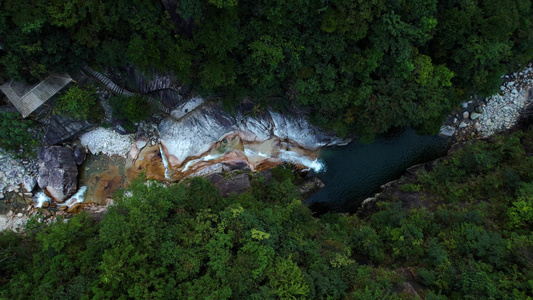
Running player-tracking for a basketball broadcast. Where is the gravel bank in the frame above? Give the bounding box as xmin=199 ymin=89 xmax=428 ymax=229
xmin=80 ymin=127 xmax=134 ymax=157
xmin=441 ymin=63 xmax=533 ymax=140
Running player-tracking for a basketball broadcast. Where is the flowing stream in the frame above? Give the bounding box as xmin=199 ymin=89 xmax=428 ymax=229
xmin=306 ymin=128 xmax=448 ymax=213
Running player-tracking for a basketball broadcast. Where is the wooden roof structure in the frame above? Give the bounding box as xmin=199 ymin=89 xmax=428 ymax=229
xmin=0 ymin=74 xmax=72 ymax=118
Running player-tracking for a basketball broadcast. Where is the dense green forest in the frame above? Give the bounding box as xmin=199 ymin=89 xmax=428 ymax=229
xmin=1 ymin=0 xmax=532 ymax=138
xmin=1 ymin=129 xmax=532 ymax=299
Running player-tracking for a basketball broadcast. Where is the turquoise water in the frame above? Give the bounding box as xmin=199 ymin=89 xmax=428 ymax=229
xmin=306 ymin=128 xmax=448 ymax=213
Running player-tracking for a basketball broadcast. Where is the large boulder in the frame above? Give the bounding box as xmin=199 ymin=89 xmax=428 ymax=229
xmin=37 ymin=146 xmax=78 ymax=201
xmin=22 ymin=174 xmax=37 ymax=192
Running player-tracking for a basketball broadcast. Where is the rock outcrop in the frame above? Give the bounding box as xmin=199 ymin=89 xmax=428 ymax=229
xmin=158 ymin=100 xmax=348 ymax=177
xmin=44 ymin=114 xmax=96 ymax=145
xmin=37 ymin=146 xmax=78 ymax=201
xmin=298 ymin=177 xmax=326 ymax=199
xmin=206 ymin=171 xmax=251 ymax=197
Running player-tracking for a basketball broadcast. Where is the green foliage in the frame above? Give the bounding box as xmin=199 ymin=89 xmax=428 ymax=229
xmin=2 ymin=129 xmax=533 ymax=298
xmin=0 ymin=231 xmax=32 ymax=289
xmin=2 ymin=0 xmax=531 ymax=138
xmin=507 ymin=183 xmax=533 ymax=229
xmin=400 ymin=184 xmax=421 ymax=192
xmin=1 ymin=174 xmax=400 ymax=298
xmin=108 ymin=94 xmax=153 ymax=131
xmin=53 ymin=85 xmax=99 ymax=120
xmin=431 ymin=0 xmax=531 ymax=96
xmin=269 ymin=256 xmax=310 ymax=299
xmin=0 ymin=111 xmax=38 ymax=157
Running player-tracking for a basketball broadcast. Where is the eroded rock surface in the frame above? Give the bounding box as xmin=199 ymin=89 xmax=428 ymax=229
xmin=159 ymin=100 xmax=348 ymax=176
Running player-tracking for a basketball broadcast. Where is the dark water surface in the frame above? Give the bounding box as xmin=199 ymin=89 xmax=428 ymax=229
xmin=306 ymin=128 xmax=448 ymax=213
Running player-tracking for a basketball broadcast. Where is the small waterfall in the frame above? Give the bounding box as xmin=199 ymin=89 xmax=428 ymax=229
xmin=159 ymin=144 xmax=173 ymax=180
xmin=60 ymin=186 xmax=88 ymax=208
xmin=182 ymin=152 xmax=225 ymax=172
xmin=279 ymin=150 xmax=325 ymax=172
xmin=33 ymin=192 xmax=51 ymax=208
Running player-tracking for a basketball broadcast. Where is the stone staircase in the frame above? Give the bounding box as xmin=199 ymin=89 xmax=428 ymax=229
xmin=82 ymin=66 xmax=170 ymax=114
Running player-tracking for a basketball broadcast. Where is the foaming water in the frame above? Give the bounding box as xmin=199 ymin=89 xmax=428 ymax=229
xmin=181 ymin=152 xmax=225 ymax=172
xmin=159 ymin=144 xmax=172 ymax=180
xmin=279 ymin=149 xmax=325 ymax=172
xmin=33 ymin=192 xmax=51 ymax=208
xmin=61 ymin=186 xmax=88 ymax=208
xmin=306 ymin=129 xmax=448 ymax=213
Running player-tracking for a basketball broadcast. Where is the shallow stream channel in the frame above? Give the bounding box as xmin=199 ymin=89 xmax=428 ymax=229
xmin=306 ymin=128 xmax=449 ymax=213
xmin=76 ymin=128 xmax=448 ymax=214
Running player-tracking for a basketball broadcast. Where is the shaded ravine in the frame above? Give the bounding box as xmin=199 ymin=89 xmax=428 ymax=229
xmin=306 ymin=129 xmax=448 ymax=213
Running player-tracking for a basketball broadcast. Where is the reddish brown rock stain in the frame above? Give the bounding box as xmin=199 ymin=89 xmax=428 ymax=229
xmin=127 ymin=145 xmax=167 ymax=181
xmin=81 ymin=137 xmax=317 ymax=206
xmin=84 ymin=165 xmax=124 ymax=205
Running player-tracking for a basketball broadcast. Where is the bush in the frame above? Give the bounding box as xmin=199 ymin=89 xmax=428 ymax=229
xmin=0 ymin=112 xmax=38 ymax=157
xmin=108 ymin=94 xmax=152 ymax=130
xmin=53 ymin=85 xmax=99 ymax=120
xmin=400 ymin=184 xmax=421 ymax=192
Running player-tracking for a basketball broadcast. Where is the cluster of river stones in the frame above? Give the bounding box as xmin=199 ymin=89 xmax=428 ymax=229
xmin=2 ymin=63 xmax=533 ymax=232
xmin=441 ymin=62 xmax=533 ymax=140
xmin=0 ymin=146 xmax=113 ymax=231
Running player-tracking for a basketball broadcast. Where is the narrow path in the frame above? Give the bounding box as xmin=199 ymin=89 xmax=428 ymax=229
xmin=82 ymin=66 xmax=170 ymax=114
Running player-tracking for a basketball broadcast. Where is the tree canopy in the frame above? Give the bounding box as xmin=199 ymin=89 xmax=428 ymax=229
xmin=2 ymin=129 xmax=533 ymax=298
xmin=1 ymin=0 xmax=532 ymax=137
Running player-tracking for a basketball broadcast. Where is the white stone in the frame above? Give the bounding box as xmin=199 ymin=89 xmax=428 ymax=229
xmin=135 ymin=139 xmax=147 ymax=150
xmin=80 ymin=127 xmax=134 ymax=157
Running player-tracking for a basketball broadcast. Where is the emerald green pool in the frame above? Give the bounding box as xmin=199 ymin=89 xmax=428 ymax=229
xmin=306 ymin=128 xmax=448 ymax=213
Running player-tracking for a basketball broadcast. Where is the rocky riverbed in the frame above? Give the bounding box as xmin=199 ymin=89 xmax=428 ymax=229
xmin=441 ymin=63 xmax=533 ymax=141
xmin=3 ymin=62 xmax=533 ymax=232
xmin=0 ymin=150 xmax=37 ymax=200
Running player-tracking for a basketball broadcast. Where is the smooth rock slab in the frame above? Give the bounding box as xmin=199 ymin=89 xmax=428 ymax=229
xmin=159 ymin=102 xmax=348 ymax=167
xmin=44 ymin=114 xmax=96 ymax=145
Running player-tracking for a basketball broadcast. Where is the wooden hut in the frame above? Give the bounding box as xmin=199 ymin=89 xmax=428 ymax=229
xmin=0 ymin=74 xmax=72 ymax=118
